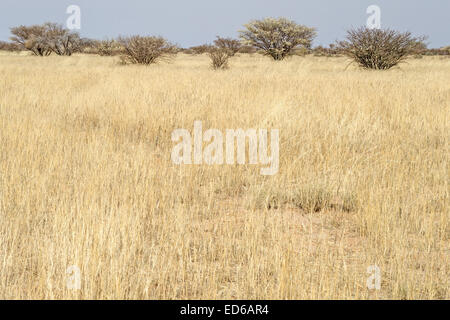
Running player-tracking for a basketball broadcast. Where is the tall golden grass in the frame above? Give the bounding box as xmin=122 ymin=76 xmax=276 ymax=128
xmin=0 ymin=52 xmax=448 ymax=299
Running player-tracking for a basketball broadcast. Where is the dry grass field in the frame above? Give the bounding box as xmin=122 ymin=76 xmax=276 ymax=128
xmin=0 ymin=52 xmax=448 ymax=299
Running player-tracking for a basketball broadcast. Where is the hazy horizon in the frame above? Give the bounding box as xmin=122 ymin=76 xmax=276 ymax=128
xmin=0 ymin=0 xmax=449 ymax=48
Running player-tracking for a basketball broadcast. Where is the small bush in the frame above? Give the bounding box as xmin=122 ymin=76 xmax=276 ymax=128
xmin=177 ymin=48 xmax=193 ymax=54
xmin=213 ymin=36 xmax=241 ymax=56
xmin=0 ymin=41 xmax=21 ymax=52
xmin=292 ymin=47 xmax=311 ymax=56
xmin=118 ymin=36 xmax=178 ymax=65
xmin=312 ymin=44 xmax=341 ymax=57
xmin=188 ymin=44 xmax=214 ymax=55
xmin=208 ymin=47 xmax=229 ymax=70
xmin=423 ymin=47 xmax=450 ymax=56
xmin=409 ymin=39 xmax=428 ymax=56
xmin=238 ymin=45 xmax=257 ymax=54
xmin=77 ymin=39 xmax=99 ymax=54
xmin=337 ymin=27 xmax=426 ymax=70
xmin=97 ymin=39 xmax=122 ymax=56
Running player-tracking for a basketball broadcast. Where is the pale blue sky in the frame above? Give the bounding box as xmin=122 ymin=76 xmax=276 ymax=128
xmin=0 ymin=0 xmax=448 ymax=48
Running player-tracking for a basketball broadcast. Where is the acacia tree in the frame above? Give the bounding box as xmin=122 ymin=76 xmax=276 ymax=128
xmin=10 ymin=23 xmax=81 ymax=56
xmin=337 ymin=27 xmax=427 ymax=70
xmin=10 ymin=24 xmax=52 ymax=56
xmin=44 ymin=23 xmax=82 ymax=56
xmin=239 ymin=17 xmax=316 ymax=60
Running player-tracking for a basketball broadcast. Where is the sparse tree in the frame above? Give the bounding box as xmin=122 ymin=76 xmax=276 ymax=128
xmin=214 ymin=36 xmax=241 ymax=56
xmin=239 ymin=17 xmax=316 ymax=60
xmin=118 ymin=36 xmax=178 ymax=65
xmin=337 ymin=27 xmax=427 ymax=70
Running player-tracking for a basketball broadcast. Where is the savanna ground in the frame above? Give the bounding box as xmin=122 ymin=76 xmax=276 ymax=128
xmin=0 ymin=51 xmax=448 ymax=299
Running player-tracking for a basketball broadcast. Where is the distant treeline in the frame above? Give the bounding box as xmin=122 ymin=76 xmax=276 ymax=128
xmin=1 ymin=18 xmax=449 ymax=70
xmin=2 ymin=37 xmax=449 ymax=57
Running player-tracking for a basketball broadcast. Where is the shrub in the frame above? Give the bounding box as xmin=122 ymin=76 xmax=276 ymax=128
xmin=239 ymin=17 xmax=316 ymax=60
xmin=312 ymin=44 xmax=341 ymax=57
xmin=292 ymin=47 xmax=311 ymax=56
xmin=188 ymin=44 xmax=214 ymax=55
xmin=208 ymin=47 xmax=229 ymax=70
xmin=0 ymin=41 xmax=21 ymax=52
xmin=118 ymin=36 xmax=178 ymax=65
xmin=238 ymin=45 xmax=257 ymax=54
xmin=337 ymin=27 xmax=426 ymax=70
xmin=213 ymin=36 xmax=241 ymax=56
xmin=177 ymin=48 xmax=191 ymax=54
xmin=97 ymin=39 xmax=123 ymax=56
xmin=409 ymin=39 xmax=428 ymax=56
xmin=423 ymin=47 xmax=450 ymax=56
xmin=78 ymin=38 xmax=100 ymax=54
